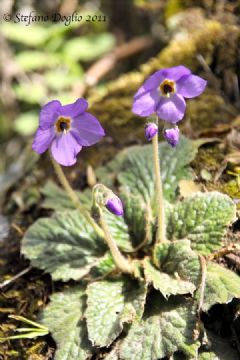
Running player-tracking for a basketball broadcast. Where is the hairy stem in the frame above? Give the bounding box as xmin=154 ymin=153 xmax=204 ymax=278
xmin=99 ymin=210 xmax=133 ymax=274
xmin=152 ymin=118 xmax=166 ymax=243
xmin=50 ymin=154 xmax=103 ymax=238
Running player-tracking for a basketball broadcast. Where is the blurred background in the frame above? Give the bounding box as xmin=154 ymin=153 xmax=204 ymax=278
xmin=1 ymin=0 xmax=240 ymax=357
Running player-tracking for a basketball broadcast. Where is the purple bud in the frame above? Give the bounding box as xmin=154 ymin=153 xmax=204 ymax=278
xmin=106 ymin=196 xmax=124 ymax=216
xmin=144 ymin=123 xmax=158 ymax=141
xmin=163 ymin=126 xmax=180 ymax=147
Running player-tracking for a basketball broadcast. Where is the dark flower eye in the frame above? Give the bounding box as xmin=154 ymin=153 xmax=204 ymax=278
xmin=132 ymin=65 xmax=207 ymax=123
xmin=32 ymin=98 xmax=105 ymax=166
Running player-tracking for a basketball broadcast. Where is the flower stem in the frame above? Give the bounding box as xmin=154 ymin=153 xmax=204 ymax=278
xmin=50 ymin=154 xmax=103 ymax=238
xmin=98 ymin=209 xmax=133 ymax=274
xmin=152 ymin=117 xmax=166 ymax=243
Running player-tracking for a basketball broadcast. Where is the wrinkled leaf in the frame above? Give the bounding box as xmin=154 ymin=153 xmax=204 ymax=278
xmin=144 ymin=259 xmax=196 ymax=298
xmin=202 ymin=262 xmax=240 ymax=311
xmin=40 ymin=287 xmax=93 ymax=360
xmin=97 ymin=137 xmax=198 ymax=206
xmin=121 ymin=191 xmax=153 ymax=248
xmin=119 ymin=293 xmax=198 ymax=360
xmin=148 ymin=240 xmax=200 ymax=298
xmin=86 ymin=277 xmax=147 ymax=347
xmin=41 ymin=180 xmax=91 ymax=211
xmin=22 ymin=209 xmax=106 ymax=281
xmin=89 ymin=252 xmax=116 ymax=277
xmin=41 ymin=181 xmax=133 ymax=251
xmin=167 ymin=192 xmax=236 ymax=255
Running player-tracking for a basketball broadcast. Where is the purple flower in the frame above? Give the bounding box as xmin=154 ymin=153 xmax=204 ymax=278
xmin=163 ymin=126 xmax=180 ymax=147
xmin=144 ymin=123 xmax=158 ymax=141
xmin=32 ymin=98 xmax=105 ymax=166
xmin=132 ymin=65 xmax=207 ymax=123
xmin=106 ymin=196 xmax=124 ymax=216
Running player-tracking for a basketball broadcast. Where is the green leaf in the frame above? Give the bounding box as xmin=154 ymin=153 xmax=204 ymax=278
xmin=22 ymin=209 xmax=106 ymax=281
xmin=104 ymin=209 xmax=133 ymax=251
xmin=41 ymin=181 xmax=133 ymax=252
xmin=121 ymin=191 xmax=153 ymax=248
xmin=97 ymin=137 xmax=198 ymax=206
xmin=45 ymin=68 xmax=83 ymax=91
xmin=41 ymin=180 xmax=90 ymax=211
xmin=16 ymin=51 xmax=60 ymax=71
xmin=1 ymin=23 xmax=49 ymax=46
xmin=167 ymin=192 xmax=236 ymax=255
xmin=14 ymin=82 xmax=46 ymax=104
xmin=63 ymin=33 xmax=115 ymax=61
xmin=147 ymin=240 xmax=200 ymax=298
xmin=89 ymin=252 xmax=116 ymax=277
xmin=40 ymin=287 xmax=93 ymax=360
xmin=144 ymin=259 xmax=196 ymax=298
xmin=85 ymin=277 xmax=147 ymax=347
xmin=203 ymin=262 xmax=240 ymax=312
xmin=14 ymin=112 xmax=38 ymax=136
xmin=119 ymin=293 xmax=198 ymax=360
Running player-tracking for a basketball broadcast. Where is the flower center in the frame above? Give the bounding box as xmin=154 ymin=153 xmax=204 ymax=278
xmin=159 ymin=79 xmax=176 ymax=97
xmin=55 ymin=116 xmax=71 ymax=134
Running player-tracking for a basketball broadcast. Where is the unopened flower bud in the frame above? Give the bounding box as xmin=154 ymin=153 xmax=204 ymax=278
xmin=144 ymin=123 xmax=158 ymax=141
xmin=106 ymin=196 xmax=124 ymax=216
xmin=163 ymin=126 xmax=180 ymax=147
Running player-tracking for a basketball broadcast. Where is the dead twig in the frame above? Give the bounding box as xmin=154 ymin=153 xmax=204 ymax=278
xmin=72 ymin=36 xmax=154 ymax=98
xmin=0 ymin=267 xmax=32 ymax=289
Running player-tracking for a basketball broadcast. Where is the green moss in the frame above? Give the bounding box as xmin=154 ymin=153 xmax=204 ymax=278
xmin=186 ymin=90 xmax=232 ymax=131
xmin=222 ymin=179 xmax=240 ymax=203
xmin=192 ymin=145 xmax=224 ymax=176
xmin=164 ymin=0 xmax=184 ymax=20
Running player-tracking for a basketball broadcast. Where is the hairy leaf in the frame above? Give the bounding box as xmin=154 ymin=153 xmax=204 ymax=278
xmin=150 ymin=240 xmax=200 ymax=297
xmin=121 ymin=191 xmax=153 ymax=248
xmin=41 ymin=181 xmax=133 ymax=251
xmin=144 ymin=259 xmax=196 ymax=298
xmin=203 ymin=262 xmax=240 ymax=311
xmin=86 ymin=277 xmax=147 ymax=347
xmin=97 ymin=137 xmax=198 ymax=204
xmin=167 ymin=192 xmax=236 ymax=255
xmin=119 ymin=293 xmax=198 ymax=360
xmin=22 ymin=210 xmax=106 ymax=281
xmin=40 ymin=287 xmax=93 ymax=360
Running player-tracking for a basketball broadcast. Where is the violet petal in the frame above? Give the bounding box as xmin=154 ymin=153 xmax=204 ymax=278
xmin=134 ymin=70 xmax=167 ymax=98
xmin=51 ymin=132 xmax=82 ymax=166
xmin=162 ymin=65 xmax=191 ymax=81
xmin=177 ymin=74 xmax=207 ymax=98
xmin=132 ymin=89 xmax=160 ymax=117
xmin=156 ymin=94 xmax=186 ymax=123
xmin=71 ymin=112 xmax=105 ymax=147
xmin=60 ymin=98 xmax=88 ymax=118
xmin=32 ymin=127 xmax=55 ymax=154
xmin=39 ymin=100 xmax=61 ymax=130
